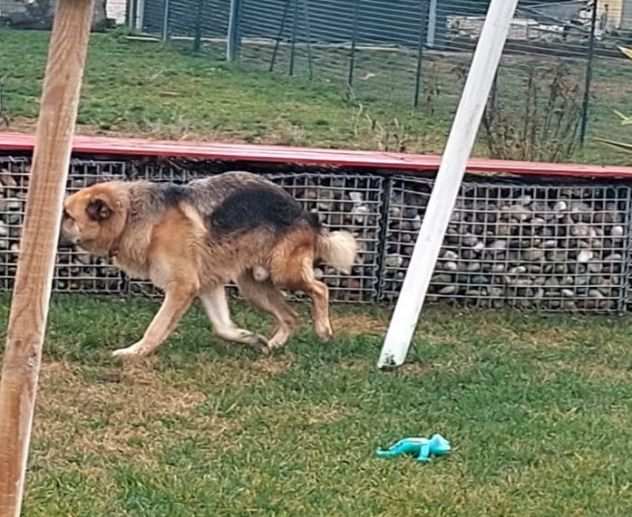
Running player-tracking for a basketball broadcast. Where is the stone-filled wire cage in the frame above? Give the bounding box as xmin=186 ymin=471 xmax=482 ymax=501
xmin=2 ymin=154 xmax=632 ymax=313
xmin=381 ymin=175 xmax=632 ymax=313
xmin=126 ymin=167 xmax=384 ymax=302
xmin=266 ymin=172 xmax=384 ymax=302
xmin=0 ymin=155 xmax=383 ymax=303
xmin=0 ymin=157 xmax=130 ymax=294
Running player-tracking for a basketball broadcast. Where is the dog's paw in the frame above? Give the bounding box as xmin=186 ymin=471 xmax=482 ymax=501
xmin=315 ymin=324 xmax=334 ymax=342
xmin=246 ymin=332 xmax=271 ymax=354
xmin=112 ymin=344 xmax=145 ymax=359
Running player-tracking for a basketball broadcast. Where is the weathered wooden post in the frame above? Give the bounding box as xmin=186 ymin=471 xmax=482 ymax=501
xmin=0 ymin=0 xmax=95 ymax=514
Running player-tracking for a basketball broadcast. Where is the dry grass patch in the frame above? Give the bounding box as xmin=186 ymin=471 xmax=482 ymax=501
xmin=33 ymin=361 xmax=235 ymax=469
xmin=332 ymin=312 xmax=388 ymax=336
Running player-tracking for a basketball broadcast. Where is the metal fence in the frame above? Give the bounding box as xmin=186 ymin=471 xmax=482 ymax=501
xmin=111 ymin=0 xmax=632 ymax=159
xmin=3 ymin=153 xmax=632 ymax=313
xmin=3 ymin=1 xmax=632 ymax=159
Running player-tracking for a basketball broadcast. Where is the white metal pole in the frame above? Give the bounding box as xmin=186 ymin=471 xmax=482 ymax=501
xmin=377 ymin=0 xmax=519 ymax=369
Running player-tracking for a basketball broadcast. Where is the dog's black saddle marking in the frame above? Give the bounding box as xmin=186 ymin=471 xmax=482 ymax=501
xmin=210 ymin=186 xmax=318 ymax=233
xmin=159 ymin=184 xmax=191 ymax=206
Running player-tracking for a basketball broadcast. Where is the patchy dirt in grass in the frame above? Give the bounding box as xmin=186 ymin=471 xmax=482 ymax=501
xmin=251 ymin=354 xmax=295 ymax=377
xmin=332 ymin=313 xmax=387 ymax=335
xmin=396 ymin=361 xmax=433 ymax=376
xmin=32 ymin=361 xmax=237 ymax=468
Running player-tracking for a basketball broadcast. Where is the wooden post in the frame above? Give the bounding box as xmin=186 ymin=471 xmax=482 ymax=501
xmin=0 ymin=0 xmax=95 ymax=515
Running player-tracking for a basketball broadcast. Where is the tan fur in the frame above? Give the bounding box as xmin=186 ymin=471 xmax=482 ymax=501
xmin=59 ymin=172 xmax=359 ymax=358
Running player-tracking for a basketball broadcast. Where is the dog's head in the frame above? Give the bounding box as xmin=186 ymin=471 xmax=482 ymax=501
xmin=60 ymin=182 xmax=129 ymax=256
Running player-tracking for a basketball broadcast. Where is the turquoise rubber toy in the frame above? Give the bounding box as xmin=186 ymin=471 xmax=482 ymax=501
xmin=376 ymin=434 xmax=451 ymax=463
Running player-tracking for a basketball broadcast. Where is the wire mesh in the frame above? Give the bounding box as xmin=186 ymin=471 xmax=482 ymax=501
xmin=266 ymin=172 xmax=383 ymax=302
xmin=380 ymin=175 xmax=631 ymax=313
xmin=55 ymin=160 xmax=128 ymax=294
xmin=0 ymin=156 xmax=28 ymax=291
xmin=0 ymin=156 xmax=128 ymax=294
xmin=127 ymin=168 xmax=384 ymax=302
xmin=3 ymin=153 xmax=632 ymax=312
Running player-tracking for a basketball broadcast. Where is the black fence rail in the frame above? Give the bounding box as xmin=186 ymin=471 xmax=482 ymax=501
xmin=3 ymin=153 xmax=632 ymax=313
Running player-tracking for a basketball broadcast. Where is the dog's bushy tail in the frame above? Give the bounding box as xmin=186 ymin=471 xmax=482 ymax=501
xmin=316 ymin=230 xmax=358 ymax=274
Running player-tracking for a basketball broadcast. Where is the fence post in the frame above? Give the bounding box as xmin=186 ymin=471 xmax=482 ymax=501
xmin=303 ymin=0 xmax=314 ymax=79
xmin=161 ymin=0 xmax=170 ymax=41
xmin=289 ymin=0 xmax=299 ymax=76
xmin=193 ymin=0 xmax=204 ymax=52
xmin=413 ymin=0 xmax=429 ymax=108
xmin=426 ymin=0 xmax=437 ymax=47
xmin=270 ymin=0 xmax=291 ymax=72
xmin=128 ymin=0 xmax=138 ymax=31
xmin=227 ymin=0 xmax=242 ymax=62
xmin=579 ymin=0 xmax=599 ymax=147
xmin=348 ymin=0 xmax=360 ymax=86
xmin=125 ymin=0 xmax=131 ymax=28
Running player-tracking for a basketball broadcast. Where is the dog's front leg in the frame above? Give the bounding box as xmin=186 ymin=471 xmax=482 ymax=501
xmin=199 ymin=285 xmax=269 ymax=353
xmin=112 ymin=284 xmax=196 ymax=358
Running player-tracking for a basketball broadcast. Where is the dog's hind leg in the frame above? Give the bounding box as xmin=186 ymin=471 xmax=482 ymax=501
xmin=236 ymin=272 xmax=298 ymax=350
xmin=112 ymin=282 xmax=196 ymax=358
xmin=199 ymin=285 xmax=269 ymax=352
xmin=303 ymin=276 xmax=333 ymax=342
xmin=272 ymin=247 xmax=333 ymax=342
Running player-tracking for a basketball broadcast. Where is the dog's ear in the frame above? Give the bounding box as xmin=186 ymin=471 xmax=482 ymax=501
xmin=86 ymin=196 xmax=113 ymax=222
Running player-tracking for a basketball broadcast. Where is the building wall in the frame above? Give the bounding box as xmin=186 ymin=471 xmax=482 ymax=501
xmin=598 ymin=0 xmax=624 ymax=29
xmin=623 ymin=0 xmax=632 ymax=28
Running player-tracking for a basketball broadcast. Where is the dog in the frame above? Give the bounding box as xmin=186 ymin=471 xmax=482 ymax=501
xmin=59 ymin=171 xmax=358 ymax=358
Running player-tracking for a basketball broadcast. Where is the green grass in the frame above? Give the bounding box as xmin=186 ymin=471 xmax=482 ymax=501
xmin=3 ymin=25 xmax=632 ymax=516
xmin=0 ymin=28 xmax=447 ymax=152
xmin=1 ymin=294 xmax=632 ymax=515
xmin=3 ymin=28 xmax=632 ymax=164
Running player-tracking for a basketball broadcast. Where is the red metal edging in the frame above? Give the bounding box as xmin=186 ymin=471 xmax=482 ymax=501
xmin=1 ymin=131 xmax=631 ymax=179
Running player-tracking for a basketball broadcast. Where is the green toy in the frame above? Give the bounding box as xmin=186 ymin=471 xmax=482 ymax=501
xmin=376 ymin=434 xmax=451 ymax=463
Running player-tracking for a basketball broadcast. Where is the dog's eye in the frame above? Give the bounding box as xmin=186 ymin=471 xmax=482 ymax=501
xmin=63 ymin=209 xmax=73 ymax=221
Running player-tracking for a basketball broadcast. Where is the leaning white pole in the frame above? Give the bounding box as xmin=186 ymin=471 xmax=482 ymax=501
xmin=377 ymin=0 xmax=519 ymax=369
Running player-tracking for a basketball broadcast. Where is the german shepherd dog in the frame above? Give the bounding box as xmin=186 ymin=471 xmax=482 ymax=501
xmin=60 ymin=171 xmax=358 ymax=358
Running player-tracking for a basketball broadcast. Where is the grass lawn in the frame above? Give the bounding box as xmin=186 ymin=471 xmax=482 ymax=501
xmin=3 ymin=27 xmax=632 ymax=515
xmin=0 ymin=29 xmax=448 ymax=152
xmin=1 ymin=294 xmax=632 ymax=516
xmin=2 ymin=28 xmax=632 ymax=164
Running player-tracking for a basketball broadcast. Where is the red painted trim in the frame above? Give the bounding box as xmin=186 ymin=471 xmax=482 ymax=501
xmin=1 ymin=131 xmax=631 ymax=179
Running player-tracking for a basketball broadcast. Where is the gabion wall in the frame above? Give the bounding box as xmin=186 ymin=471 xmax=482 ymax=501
xmin=0 ymin=156 xmax=382 ymax=303
xmin=381 ymin=176 xmax=631 ymax=313
xmin=2 ymin=154 xmax=632 ymax=313
xmin=128 ymin=170 xmax=384 ymax=303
